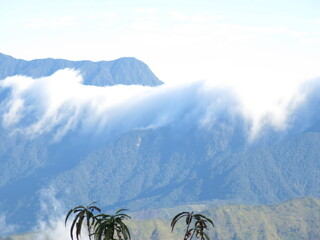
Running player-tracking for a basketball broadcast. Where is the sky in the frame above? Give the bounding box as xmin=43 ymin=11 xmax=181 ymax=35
xmin=1 ymin=0 xmax=320 ymax=85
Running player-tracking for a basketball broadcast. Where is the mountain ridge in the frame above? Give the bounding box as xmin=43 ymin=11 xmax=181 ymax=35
xmin=1 ymin=197 xmax=319 ymax=240
xmin=0 ymin=53 xmax=163 ymax=86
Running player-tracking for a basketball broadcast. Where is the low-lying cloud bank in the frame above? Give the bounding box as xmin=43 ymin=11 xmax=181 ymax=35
xmin=32 ymin=187 xmax=88 ymax=240
xmin=0 ymin=186 xmax=87 ymax=239
xmin=0 ymin=69 xmax=319 ymax=143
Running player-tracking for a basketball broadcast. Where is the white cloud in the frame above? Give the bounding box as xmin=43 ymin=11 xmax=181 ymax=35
xmin=0 ymin=69 xmax=317 ymax=143
xmin=86 ymin=13 xmax=118 ymax=21
xmin=134 ymin=8 xmax=158 ymax=15
xmin=25 ymin=16 xmax=77 ymax=28
xmin=131 ymin=7 xmax=160 ymax=29
xmin=168 ymin=11 xmax=223 ymax=23
xmin=190 ymin=14 xmax=216 ymax=23
xmin=168 ymin=11 xmax=187 ymax=21
xmin=2 ymin=98 xmax=24 ymax=127
xmin=244 ymin=25 xmax=306 ymax=38
xmin=131 ymin=21 xmax=160 ymax=31
xmin=32 ymin=186 xmax=89 ymax=240
xmin=300 ymin=38 xmax=320 ymax=44
xmin=133 ymin=7 xmax=159 ymax=21
xmin=35 ymin=217 xmax=78 ymax=240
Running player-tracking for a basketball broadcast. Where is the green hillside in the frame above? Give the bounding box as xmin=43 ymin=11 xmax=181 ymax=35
xmin=3 ymin=197 xmax=319 ymax=240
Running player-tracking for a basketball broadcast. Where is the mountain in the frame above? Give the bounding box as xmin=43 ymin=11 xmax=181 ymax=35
xmin=1 ymin=113 xmax=320 ymax=234
xmin=0 ymin=53 xmax=163 ymax=86
xmin=48 ymin=121 xmax=320 ymax=211
xmin=0 ymin=54 xmax=319 ymax=235
xmin=2 ymin=197 xmax=320 ymax=240
xmin=128 ymin=197 xmax=320 ymax=240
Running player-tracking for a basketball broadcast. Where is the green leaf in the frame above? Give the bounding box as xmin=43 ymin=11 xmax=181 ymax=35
xmin=65 ymin=209 xmax=74 ymax=226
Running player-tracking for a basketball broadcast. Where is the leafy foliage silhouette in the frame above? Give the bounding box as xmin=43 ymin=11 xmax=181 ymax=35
xmin=171 ymin=211 xmax=214 ymax=240
xmin=65 ymin=203 xmax=131 ymax=240
xmin=65 ymin=202 xmax=101 ymax=240
xmin=94 ymin=209 xmax=131 ymax=240
xmin=65 ymin=203 xmax=214 ymax=240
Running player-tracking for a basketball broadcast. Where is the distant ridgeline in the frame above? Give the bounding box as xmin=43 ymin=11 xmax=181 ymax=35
xmin=1 ymin=197 xmax=320 ymax=240
xmin=0 ymin=53 xmax=163 ymax=86
xmin=0 ymin=53 xmax=320 ymax=235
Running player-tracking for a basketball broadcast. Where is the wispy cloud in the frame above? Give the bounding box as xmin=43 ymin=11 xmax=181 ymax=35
xmin=134 ymin=7 xmax=158 ymax=15
xmin=86 ymin=13 xmax=118 ymax=21
xmin=168 ymin=11 xmax=187 ymax=21
xmin=300 ymin=37 xmax=320 ymax=44
xmin=131 ymin=21 xmax=160 ymax=31
xmin=130 ymin=8 xmax=161 ymax=31
xmin=238 ymin=25 xmax=306 ymax=37
xmin=0 ymin=214 xmax=18 ymax=236
xmin=168 ymin=11 xmax=223 ymax=23
xmin=33 ymin=186 xmax=87 ymax=240
xmin=168 ymin=11 xmax=306 ymax=38
xmin=25 ymin=16 xmax=77 ymax=28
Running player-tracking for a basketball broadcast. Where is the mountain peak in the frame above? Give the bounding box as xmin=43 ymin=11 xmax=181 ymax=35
xmin=0 ymin=53 xmax=163 ymax=86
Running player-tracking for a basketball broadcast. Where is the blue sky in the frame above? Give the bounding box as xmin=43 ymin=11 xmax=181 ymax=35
xmin=1 ymin=0 xmax=320 ymax=84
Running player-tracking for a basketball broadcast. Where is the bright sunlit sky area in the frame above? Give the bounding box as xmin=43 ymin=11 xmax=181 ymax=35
xmin=1 ymin=0 xmax=320 ymax=87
